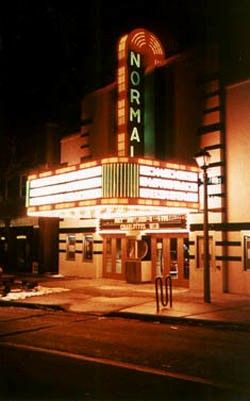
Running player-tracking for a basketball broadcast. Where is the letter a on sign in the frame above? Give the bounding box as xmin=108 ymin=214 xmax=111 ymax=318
xmin=130 ymin=127 xmax=141 ymax=142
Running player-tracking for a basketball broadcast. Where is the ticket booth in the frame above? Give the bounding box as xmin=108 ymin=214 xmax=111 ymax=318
xmin=102 ymin=235 xmax=151 ymax=282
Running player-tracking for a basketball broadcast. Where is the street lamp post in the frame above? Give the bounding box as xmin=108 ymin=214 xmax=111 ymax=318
xmin=194 ymin=149 xmax=211 ymax=303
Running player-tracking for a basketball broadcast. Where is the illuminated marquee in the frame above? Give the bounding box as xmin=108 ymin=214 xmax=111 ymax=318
xmin=26 ymin=158 xmax=198 ymax=218
xmin=139 ymin=165 xmax=198 ymax=203
xmin=27 ymin=165 xmax=102 ymax=207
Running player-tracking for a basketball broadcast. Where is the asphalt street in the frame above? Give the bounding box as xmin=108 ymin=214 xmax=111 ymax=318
xmin=0 ymin=306 xmax=250 ymax=400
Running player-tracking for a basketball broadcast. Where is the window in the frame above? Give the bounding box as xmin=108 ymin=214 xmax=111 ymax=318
xmin=244 ymin=236 xmax=250 ymax=270
xmin=116 ymin=238 xmax=122 ymax=273
xmin=170 ymin=238 xmax=178 ymax=277
xmin=127 ymin=239 xmax=136 ymax=259
xmin=66 ymin=235 xmax=76 ymax=261
xmin=105 ymin=238 xmax=112 ymax=273
xmin=83 ymin=235 xmax=93 ymax=262
xmin=156 ymin=240 xmax=163 ymax=276
xmin=127 ymin=239 xmax=148 ymax=260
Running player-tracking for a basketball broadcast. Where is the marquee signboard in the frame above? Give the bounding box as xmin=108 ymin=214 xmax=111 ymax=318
xmin=100 ymin=215 xmax=187 ymax=231
xmin=139 ymin=165 xmax=198 ymax=203
xmin=28 ymin=165 xmax=102 ymax=206
xmin=26 ymin=157 xmax=199 ymax=219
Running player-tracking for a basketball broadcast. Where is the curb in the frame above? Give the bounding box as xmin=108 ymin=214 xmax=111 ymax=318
xmin=107 ymin=310 xmax=250 ymax=332
xmin=2 ymin=299 xmax=250 ymax=332
xmin=0 ymin=300 xmax=65 ymax=312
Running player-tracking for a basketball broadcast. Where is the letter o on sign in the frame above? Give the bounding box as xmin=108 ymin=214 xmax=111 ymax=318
xmin=130 ymin=71 xmax=140 ymax=86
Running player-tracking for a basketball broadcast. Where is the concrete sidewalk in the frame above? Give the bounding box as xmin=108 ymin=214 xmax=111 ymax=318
xmin=1 ymin=275 xmax=250 ymax=330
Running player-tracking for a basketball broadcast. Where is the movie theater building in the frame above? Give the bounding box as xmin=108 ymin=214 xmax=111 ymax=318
xmin=26 ymin=28 xmax=204 ymax=286
xmin=25 ymin=28 xmax=250 ymax=295
xmin=24 ymin=25 xmax=250 ymax=296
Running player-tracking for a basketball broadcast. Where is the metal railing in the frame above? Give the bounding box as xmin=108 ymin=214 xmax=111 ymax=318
xmin=155 ymin=275 xmax=173 ymax=313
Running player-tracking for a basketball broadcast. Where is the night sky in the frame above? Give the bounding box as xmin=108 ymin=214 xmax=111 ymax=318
xmin=0 ymin=0 xmax=248 ymax=148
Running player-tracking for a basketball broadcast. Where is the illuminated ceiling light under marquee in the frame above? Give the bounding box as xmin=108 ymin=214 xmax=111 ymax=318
xmin=117 ymin=28 xmax=165 ymax=157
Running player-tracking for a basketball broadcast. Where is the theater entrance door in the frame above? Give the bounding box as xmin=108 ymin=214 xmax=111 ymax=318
xmin=103 ymin=236 xmax=126 ymax=279
xmin=151 ymin=234 xmax=189 ymax=287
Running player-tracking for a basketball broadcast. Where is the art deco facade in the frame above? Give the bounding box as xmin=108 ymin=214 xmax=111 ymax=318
xmin=24 ymin=28 xmax=250 ymax=295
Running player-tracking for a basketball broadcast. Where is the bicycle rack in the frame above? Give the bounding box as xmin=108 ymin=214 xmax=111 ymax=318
xmin=155 ymin=275 xmax=173 ymax=313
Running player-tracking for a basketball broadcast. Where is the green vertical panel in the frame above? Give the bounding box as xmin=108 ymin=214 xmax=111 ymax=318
xmin=144 ymin=72 xmax=155 ymax=157
xmin=133 ymin=165 xmax=135 ymax=197
xmin=116 ymin=164 xmax=118 ymax=197
xmin=102 ymin=165 xmax=105 ymax=197
xmin=123 ymin=163 xmax=125 ymax=197
xmin=128 ymin=163 xmax=131 ymax=197
xmin=115 ymin=163 xmax=118 ymax=197
xmin=132 ymin=164 xmax=135 ymax=197
xmin=131 ymin=164 xmax=134 ymax=197
xmin=112 ymin=164 xmax=115 ymax=197
xmin=116 ymin=163 xmax=119 ymax=197
xmin=130 ymin=164 xmax=132 ymax=197
xmin=134 ymin=164 xmax=137 ymax=197
xmin=105 ymin=165 xmax=108 ymax=197
xmin=114 ymin=164 xmax=116 ymax=197
xmin=108 ymin=164 xmax=111 ymax=198
xmin=137 ymin=165 xmax=140 ymax=198
xmin=105 ymin=165 xmax=108 ymax=198
xmin=134 ymin=164 xmax=138 ymax=197
xmin=112 ymin=164 xmax=116 ymax=198
xmin=117 ymin=164 xmax=119 ymax=197
xmin=26 ymin=180 xmax=30 ymax=207
xmin=124 ymin=163 xmax=127 ymax=197
xmin=126 ymin=164 xmax=129 ymax=197
xmin=103 ymin=163 xmax=140 ymax=199
xmin=110 ymin=164 xmax=114 ymax=197
xmin=112 ymin=164 xmax=115 ymax=198
xmin=107 ymin=165 xmax=110 ymax=198
xmin=119 ymin=164 xmax=122 ymax=197
xmin=136 ymin=163 xmax=139 ymax=197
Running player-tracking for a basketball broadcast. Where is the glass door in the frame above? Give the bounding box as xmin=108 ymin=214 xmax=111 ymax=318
xmin=152 ymin=234 xmax=189 ymax=287
xmin=103 ymin=236 xmax=125 ymax=279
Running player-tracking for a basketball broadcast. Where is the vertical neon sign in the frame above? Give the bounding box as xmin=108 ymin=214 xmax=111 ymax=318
xmin=116 ymin=29 xmax=165 ymax=157
xmin=128 ymin=51 xmax=144 ymax=156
